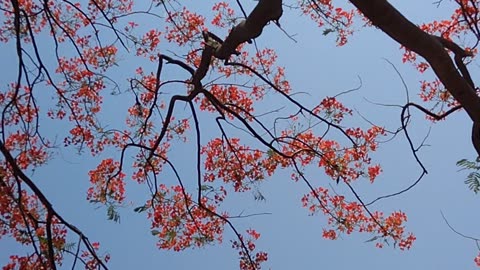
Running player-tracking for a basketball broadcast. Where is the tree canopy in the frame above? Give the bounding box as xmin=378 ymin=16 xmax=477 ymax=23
xmin=1 ymin=0 xmax=480 ymax=269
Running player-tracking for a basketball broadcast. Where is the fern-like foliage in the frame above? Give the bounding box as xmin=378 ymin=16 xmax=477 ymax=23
xmin=107 ymin=203 xmax=121 ymax=223
xmin=457 ymin=158 xmax=480 ymax=194
xmin=62 ymin=242 xmax=76 ymax=253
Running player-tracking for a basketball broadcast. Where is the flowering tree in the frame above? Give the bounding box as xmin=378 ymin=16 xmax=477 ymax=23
xmin=0 ymin=0 xmax=479 ymax=269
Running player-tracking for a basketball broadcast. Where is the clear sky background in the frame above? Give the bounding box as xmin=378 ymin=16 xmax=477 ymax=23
xmin=1 ymin=0 xmax=480 ymax=269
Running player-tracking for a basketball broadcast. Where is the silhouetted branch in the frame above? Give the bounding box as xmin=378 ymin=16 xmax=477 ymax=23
xmin=214 ymin=0 xmax=283 ymax=60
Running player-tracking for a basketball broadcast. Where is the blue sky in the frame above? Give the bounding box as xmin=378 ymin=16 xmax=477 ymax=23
xmin=1 ymin=0 xmax=480 ymax=269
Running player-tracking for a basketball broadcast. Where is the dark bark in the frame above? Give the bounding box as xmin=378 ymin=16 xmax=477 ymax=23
xmin=214 ymin=0 xmax=282 ymax=60
xmin=349 ymin=0 xmax=480 ymax=156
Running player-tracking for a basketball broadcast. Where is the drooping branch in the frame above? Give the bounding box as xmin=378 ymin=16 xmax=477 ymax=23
xmin=349 ymin=0 xmax=480 ymax=156
xmin=0 ymin=140 xmax=108 ymax=269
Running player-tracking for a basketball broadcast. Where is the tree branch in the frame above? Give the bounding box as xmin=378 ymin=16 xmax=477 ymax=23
xmin=349 ymin=0 xmax=480 ymax=156
xmin=214 ymin=0 xmax=283 ymax=60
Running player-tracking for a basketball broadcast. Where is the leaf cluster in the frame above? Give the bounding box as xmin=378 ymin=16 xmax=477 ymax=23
xmin=457 ymin=158 xmax=480 ymax=194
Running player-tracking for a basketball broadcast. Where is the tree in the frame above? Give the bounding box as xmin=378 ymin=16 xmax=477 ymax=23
xmin=0 ymin=0 xmax=479 ymax=269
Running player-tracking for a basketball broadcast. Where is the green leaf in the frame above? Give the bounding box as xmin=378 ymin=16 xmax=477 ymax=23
xmin=323 ymin=28 xmax=334 ymax=36
xmin=89 ymin=199 xmax=102 ymax=204
xmin=365 ymin=235 xmax=380 ymax=243
xmin=457 ymin=158 xmax=480 ymax=193
xmin=456 ymin=158 xmax=469 ymax=167
xmin=253 ymin=190 xmax=266 ymax=201
xmin=63 ymin=242 xmax=76 ymax=252
xmin=200 ymin=184 xmax=213 ymax=191
xmin=166 ymin=231 xmax=176 ymax=240
xmin=465 ymin=172 xmax=480 ymax=194
xmin=133 ymin=205 xmax=147 ymax=213
xmin=107 ymin=204 xmax=121 ymax=223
